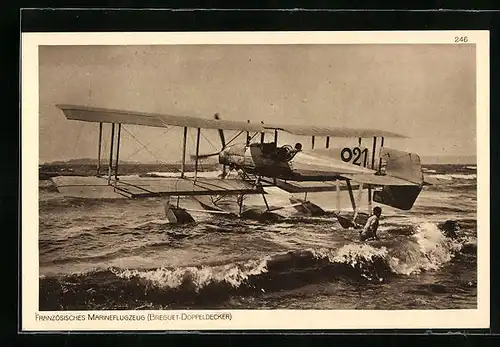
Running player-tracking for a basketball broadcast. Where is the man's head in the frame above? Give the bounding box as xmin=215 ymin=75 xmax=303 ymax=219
xmin=373 ymin=206 xmax=382 ymax=217
xmin=295 ymin=142 xmax=303 ymax=151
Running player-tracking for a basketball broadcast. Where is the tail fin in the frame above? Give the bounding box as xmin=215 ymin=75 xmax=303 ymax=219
xmin=373 ymin=148 xmax=424 ymax=210
xmin=378 ymin=147 xmax=424 ymax=185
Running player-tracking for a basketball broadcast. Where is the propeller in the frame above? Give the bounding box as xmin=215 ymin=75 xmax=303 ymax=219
xmin=214 ymin=113 xmax=226 ymax=148
xmin=191 ymin=151 xmax=222 ymax=160
xmin=190 ymin=113 xmax=228 ymax=178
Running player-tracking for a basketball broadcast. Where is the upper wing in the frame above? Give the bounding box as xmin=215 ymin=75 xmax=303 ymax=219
xmin=264 ymin=124 xmax=408 ymax=138
xmin=57 ymin=104 xmax=406 ymax=138
xmin=56 ymin=104 xmax=271 ymax=133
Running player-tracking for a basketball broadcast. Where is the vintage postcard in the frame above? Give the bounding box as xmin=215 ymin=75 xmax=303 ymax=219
xmin=21 ymin=30 xmax=489 ymax=331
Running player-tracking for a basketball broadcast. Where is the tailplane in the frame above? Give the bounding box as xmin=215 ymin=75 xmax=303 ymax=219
xmin=373 ymin=185 xmax=422 ymax=210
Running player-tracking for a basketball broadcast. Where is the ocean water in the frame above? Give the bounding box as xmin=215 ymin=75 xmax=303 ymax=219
xmin=38 ymin=165 xmax=478 ymax=310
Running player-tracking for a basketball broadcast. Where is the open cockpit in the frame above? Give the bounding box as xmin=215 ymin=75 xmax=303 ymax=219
xmin=259 ymin=142 xmax=302 ymax=162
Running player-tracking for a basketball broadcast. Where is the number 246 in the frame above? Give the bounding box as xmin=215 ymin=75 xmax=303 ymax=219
xmin=455 ymin=36 xmax=468 ymax=43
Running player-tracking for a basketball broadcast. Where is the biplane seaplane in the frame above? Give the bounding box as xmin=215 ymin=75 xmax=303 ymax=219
xmin=51 ymin=104 xmax=428 ymax=228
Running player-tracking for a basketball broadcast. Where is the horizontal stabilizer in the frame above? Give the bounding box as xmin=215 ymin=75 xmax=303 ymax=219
xmin=341 ymin=173 xmax=416 ymax=186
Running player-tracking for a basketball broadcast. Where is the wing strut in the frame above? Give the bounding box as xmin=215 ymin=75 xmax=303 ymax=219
xmin=326 ymin=136 xmax=330 ymax=149
xmin=335 ymin=179 xmax=341 ymax=214
xmin=181 ymin=126 xmax=188 ymax=178
xmin=378 ymin=136 xmax=385 ymax=172
xmin=246 ymin=120 xmax=251 ymax=145
xmin=368 ymin=136 xmax=378 ymax=213
xmin=96 ymin=122 xmax=103 ymax=176
xmin=370 ymin=136 xmax=377 ymax=169
xmin=114 ymin=124 xmax=122 ymax=181
xmin=311 ymin=135 xmax=315 ymax=149
xmin=346 ymin=179 xmax=356 ymax=211
xmin=194 ymin=127 xmax=201 ymax=181
xmin=107 ymin=123 xmax=115 ymax=185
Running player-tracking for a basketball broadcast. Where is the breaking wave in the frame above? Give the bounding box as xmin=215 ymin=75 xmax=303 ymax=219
xmin=429 ymin=173 xmax=477 ymax=181
xmin=39 ymin=222 xmax=471 ymax=310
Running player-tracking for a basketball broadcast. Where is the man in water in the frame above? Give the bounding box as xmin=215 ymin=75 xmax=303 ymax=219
xmin=359 ymin=206 xmax=382 ymax=241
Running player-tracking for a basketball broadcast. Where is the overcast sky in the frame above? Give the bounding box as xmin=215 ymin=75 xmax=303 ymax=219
xmin=39 ymin=44 xmax=476 ymax=164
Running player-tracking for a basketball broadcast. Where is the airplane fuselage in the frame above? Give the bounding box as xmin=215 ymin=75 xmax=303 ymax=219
xmin=219 ymin=142 xmax=374 ymax=181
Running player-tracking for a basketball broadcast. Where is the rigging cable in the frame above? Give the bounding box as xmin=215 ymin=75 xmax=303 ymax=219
xmin=122 ymin=126 xmax=174 ymax=161
xmin=71 ymin=122 xmax=85 ymax=158
xmin=225 ymin=131 xmax=245 ymax=147
xmin=200 ymin=131 xmax=218 ymax=151
xmin=120 ymin=126 xmax=175 ymax=171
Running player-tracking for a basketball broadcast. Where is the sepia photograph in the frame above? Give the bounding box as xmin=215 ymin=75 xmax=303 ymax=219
xmin=22 ymin=31 xmax=489 ymax=330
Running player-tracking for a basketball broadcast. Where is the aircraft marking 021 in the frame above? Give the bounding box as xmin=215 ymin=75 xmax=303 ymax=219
xmin=340 ymin=147 xmax=369 ymax=167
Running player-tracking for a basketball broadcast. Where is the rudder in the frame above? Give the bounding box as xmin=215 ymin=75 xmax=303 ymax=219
xmin=379 ymin=147 xmax=424 ymax=185
xmin=374 ymin=147 xmax=424 ymax=210
xmin=373 ymin=185 xmax=422 ymax=210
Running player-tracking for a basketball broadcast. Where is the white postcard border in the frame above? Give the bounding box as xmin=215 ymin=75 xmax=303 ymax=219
xmin=21 ymin=30 xmax=490 ymax=331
